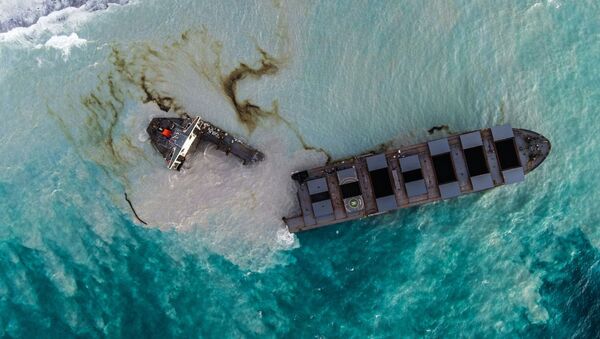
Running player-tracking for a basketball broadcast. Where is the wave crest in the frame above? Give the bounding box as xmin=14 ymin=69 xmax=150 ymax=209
xmin=0 ymin=0 xmax=129 ymax=33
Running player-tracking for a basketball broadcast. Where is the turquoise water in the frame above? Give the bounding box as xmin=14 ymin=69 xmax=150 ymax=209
xmin=1 ymin=0 xmax=599 ymax=337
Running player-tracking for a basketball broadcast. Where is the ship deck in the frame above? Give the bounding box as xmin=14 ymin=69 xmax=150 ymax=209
xmin=284 ymin=126 xmax=551 ymax=233
xmin=148 ymin=116 xmax=264 ymax=170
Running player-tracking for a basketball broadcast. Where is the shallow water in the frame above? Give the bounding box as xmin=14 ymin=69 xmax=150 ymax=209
xmin=1 ymin=0 xmax=599 ymax=337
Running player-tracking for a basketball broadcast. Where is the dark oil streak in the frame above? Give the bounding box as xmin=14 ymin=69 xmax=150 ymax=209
xmin=82 ymin=90 xmax=122 ymax=164
xmin=140 ymin=74 xmax=178 ymax=112
xmin=427 ymin=125 xmax=449 ymax=135
xmin=221 ymin=48 xmax=280 ymax=132
xmin=110 ymin=35 xmax=334 ymax=162
xmin=68 ymin=67 xmax=150 ymax=177
xmin=124 ymin=192 xmax=148 ymax=225
xmin=111 ymin=47 xmax=181 ymax=114
xmin=278 ymin=116 xmax=333 ymax=163
xmin=219 ymin=48 xmax=333 ymax=161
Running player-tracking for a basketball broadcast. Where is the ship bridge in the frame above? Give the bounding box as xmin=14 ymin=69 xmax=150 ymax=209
xmin=147 ymin=115 xmax=264 ymax=170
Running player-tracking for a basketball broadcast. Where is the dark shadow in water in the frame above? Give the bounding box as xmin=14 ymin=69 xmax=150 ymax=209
xmin=519 ymin=228 xmax=600 ymax=337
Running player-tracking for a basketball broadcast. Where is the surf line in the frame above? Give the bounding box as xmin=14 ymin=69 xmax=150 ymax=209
xmin=124 ymin=192 xmax=148 ymax=225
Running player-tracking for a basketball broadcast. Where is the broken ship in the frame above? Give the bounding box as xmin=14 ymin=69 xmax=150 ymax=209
xmin=284 ymin=124 xmax=551 ymax=233
xmin=147 ymin=115 xmax=264 ymax=170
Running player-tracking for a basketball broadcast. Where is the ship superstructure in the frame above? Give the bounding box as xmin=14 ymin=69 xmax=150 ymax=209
xmin=284 ymin=124 xmax=551 ymax=233
xmin=147 ymin=115 xmax=264 ymax=170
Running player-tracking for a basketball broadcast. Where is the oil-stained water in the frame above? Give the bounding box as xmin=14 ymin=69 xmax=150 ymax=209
xmin=0 ymin=0 xmax=599 ymax=337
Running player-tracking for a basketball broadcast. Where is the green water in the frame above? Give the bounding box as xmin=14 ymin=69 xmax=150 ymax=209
xmin=0 ymin=0 xmax=599 ymax=337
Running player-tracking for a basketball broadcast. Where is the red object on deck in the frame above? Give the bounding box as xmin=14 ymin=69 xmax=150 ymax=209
xmin=161 ymin=129 xmax=172 ymax=138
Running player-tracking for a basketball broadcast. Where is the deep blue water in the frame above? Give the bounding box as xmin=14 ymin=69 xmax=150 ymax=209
xmin=1 ymin=0 xmax=599 ymax=337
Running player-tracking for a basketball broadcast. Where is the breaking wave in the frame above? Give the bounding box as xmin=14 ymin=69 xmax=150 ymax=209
xmin=1 ymin=0 xmax=600 ymax=336
xmin=0 ymin=0 xmax=129 ymax=33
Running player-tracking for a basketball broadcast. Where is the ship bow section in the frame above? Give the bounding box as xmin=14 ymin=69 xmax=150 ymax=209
xmin=515 ymin=128 xmax=551 ymax=173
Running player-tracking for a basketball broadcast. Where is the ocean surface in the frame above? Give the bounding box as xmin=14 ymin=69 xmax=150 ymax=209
xmin=1 ymin=0 xmax=599 ymax=337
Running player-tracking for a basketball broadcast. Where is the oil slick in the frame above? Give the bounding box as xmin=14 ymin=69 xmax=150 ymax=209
xmin=427 ymin=124 xmax=449 ymax=135
xmin=111 ymin=47 xmax=184 ymax=114
xmin=221 ymin=48 xmax=281 ymax=132
xmin=108 ymin=26 xmax=333 ymax=165
xmin=53 ymin=18 xmax=332 ymax=270
xmin=110 ymin=29 xmax=290 ymax=134
xmin=79 ymin=71 xmax=148 ymax=175
xmin=124 ymin=192 xmax=147 ymax=225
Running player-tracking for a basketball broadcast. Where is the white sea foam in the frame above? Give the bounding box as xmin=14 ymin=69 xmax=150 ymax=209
xmin=2 ymin=0 xmax=600 ymax=334
xmin=33 ymin=7 xmax=323 ymax=270
xmin=547 ymin=0 xmax=562 ymax=9
xmin=133 ymin=141 xmax=321 ymax=269
xmin=42 ymin=32 xmax=87 ymax=58
xmin=122 ymin=107 xmax=323 ymax=271
xmin=0 ymin=7 xmax=92 ymax=46
xmin=0 ymin=0 xmax=585 ymax=278
xmin=0 ymin=0 xmax=129 ymax=33
xmin=0 ymin=1 xmax=129 ymax=48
